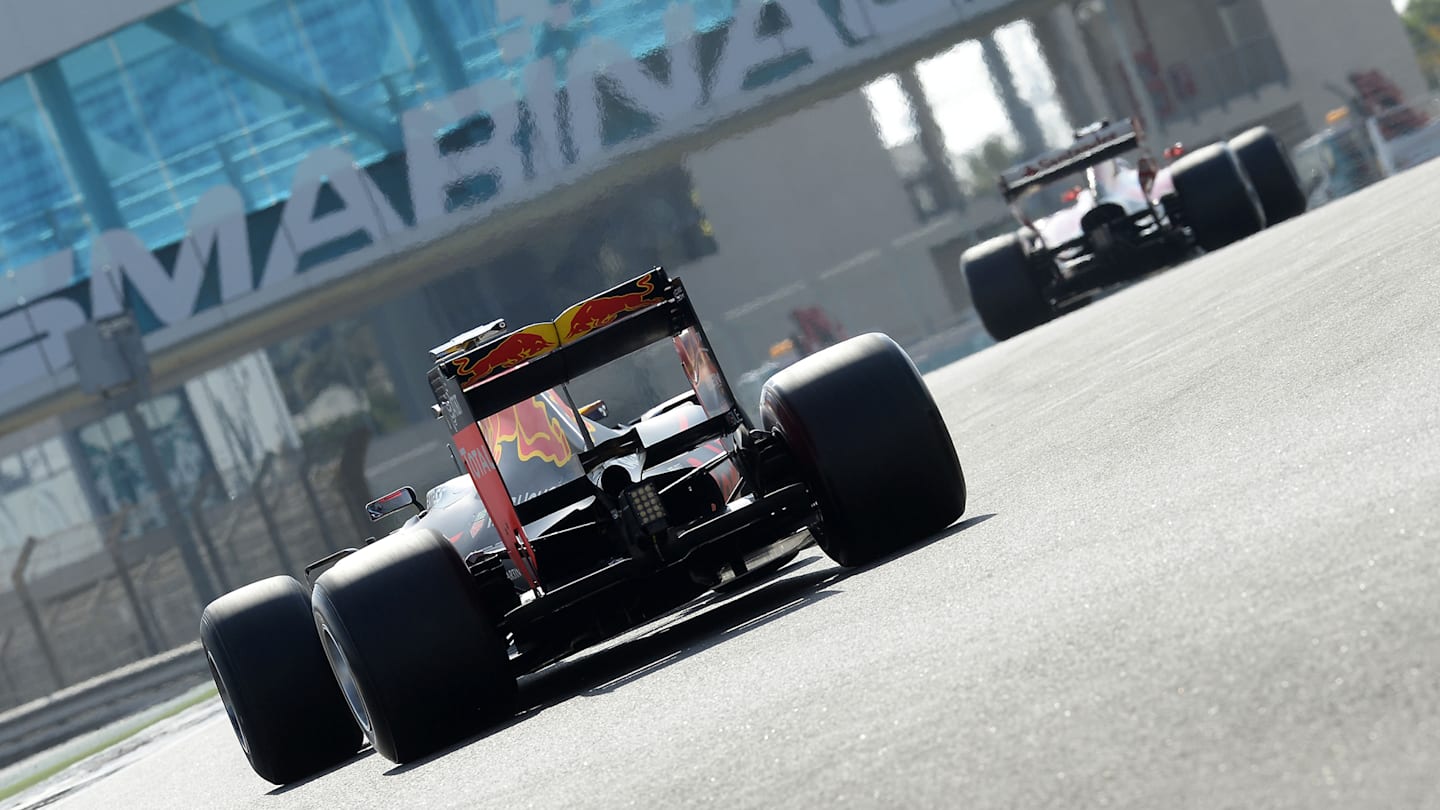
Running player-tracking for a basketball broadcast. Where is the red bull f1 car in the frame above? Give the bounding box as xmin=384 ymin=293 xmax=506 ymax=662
xmin=961 ymin=119 xmax=1307 ymax=341
xmin=199 ymin=268 xmax=967 ymax=784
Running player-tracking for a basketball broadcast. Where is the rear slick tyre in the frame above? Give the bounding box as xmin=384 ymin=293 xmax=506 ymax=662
xmin=311 ymin=529 xmax=516 ymax=764
xmin=1170 ymin=143 xmax=1265 ymax=252
xmin=1229 ymin=126 xmax=1307 ymax=226
xmin=961 ymin=231 xmax=1053 ymax=341
xmin=761 ymin=334 xmax=966 ymax=567
xmin=200 ymin=576 xmax=361 ymax=785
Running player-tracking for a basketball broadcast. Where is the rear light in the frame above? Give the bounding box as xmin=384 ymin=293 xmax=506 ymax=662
xmin=1163 ymin=143 xmax=1186 ymax=160
xmin=1061 ymin=185 xmax=1083 ymax=204
xmin=625 ymin=482 xmax=668 ymax=532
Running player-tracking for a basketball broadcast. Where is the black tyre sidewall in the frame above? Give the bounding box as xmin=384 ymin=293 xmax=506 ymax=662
xmin=962 ymin=231 xmax=1053 ymax=341
xmin=1171 ymin=143 xmax=1265 ymax=252
xmin=310 ymin=529 xmax=516 ymax=764
xmin=761 ymin=334 xmax=966 ymax=566
xmin=1230 ymin=126 xmax=1307 ymax=225
xmin=200 ymin=576 xmax=361 ymax=785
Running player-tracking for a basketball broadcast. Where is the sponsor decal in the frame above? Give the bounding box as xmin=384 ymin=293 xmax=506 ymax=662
xmin=451 ymin=324 xmax=559 ymax=386
xmin=452 ymin=422 xmax=539 ymax=588
xmin=555 ymin=272 xmax=666 ymax=342
xmin=479 ymin=394 xmax=577 ymax=468
xmin=1002 ymin=121 xmax=1136 ymax=186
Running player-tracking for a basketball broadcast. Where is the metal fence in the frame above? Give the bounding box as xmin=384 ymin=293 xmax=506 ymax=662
xmin=0 ymin=447 xmax=368 ymax=711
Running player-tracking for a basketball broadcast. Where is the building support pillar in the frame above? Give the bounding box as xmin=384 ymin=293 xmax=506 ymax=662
xmin=1028 ymin=2 xmax=1111 ymax=129
xmin=1099 ymin=0 xmax=1166 ymax=144
xmin=896 ymin=67 xmax=966 ymax=213
xmin=29 ymin=62 xmax=125 ymax=233
xmin=980 ymin=32 xmax=1048 ymax=159
xmin=404 ymin=0 xmax=471 ymax=93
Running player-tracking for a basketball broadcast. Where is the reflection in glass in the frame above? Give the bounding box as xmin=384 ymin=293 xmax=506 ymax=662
xmin=3 ymin=0 xmax=743 ymax=290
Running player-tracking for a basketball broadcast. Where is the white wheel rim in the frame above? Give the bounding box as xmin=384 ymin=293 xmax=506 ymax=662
xmin=207 ymin=651 xmax=251 ymax=757
xmin=318 ymin=622 xmax=374 ymax=737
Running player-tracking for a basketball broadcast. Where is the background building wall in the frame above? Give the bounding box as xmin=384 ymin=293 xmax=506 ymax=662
xmin=1261 ymin=0 xmax=1430 ymax=134
xmin=679 ymin=90 xmax=958 ymax=370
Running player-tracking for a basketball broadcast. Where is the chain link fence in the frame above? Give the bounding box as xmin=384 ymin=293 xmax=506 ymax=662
xmin=0 ymin=446 xmax=368 ymax=712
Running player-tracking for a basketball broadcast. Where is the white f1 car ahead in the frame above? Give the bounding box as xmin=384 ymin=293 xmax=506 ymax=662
xmin=961 ymin=119 xmax=1307 ymax=340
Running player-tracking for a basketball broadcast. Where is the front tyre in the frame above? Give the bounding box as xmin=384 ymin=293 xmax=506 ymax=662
xmin=200 ymin=576 xmax=362 ymax=785
xmin=311 ymin=529 xmax=517 ymax=764
xmin=761 ymin=334 xmax=966 ymax=567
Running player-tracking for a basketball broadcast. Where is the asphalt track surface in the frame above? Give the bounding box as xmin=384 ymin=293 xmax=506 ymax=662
xmin=25 ymin=164 xmax=1440 ymax=810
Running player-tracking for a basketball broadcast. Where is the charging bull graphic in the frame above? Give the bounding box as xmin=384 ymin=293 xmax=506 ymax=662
xmin=479 ymin=392 xmax=579 ymax=469
xmin=452 ymin=325 xmax=560 ymax=387
xmin=556 ymin=272 xmax=667 ymax=342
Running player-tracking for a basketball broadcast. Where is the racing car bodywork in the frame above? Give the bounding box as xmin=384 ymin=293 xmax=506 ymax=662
xmin=961 ymin=119 xmax=1307 ymax=341
xmin=199 ymin=268 xmax=966 ymax=784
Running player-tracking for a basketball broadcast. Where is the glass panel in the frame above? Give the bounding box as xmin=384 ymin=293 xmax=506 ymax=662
xmin=4 ymin=0 xmax=735 ymax=299
xmin=74 ymin=393 xmax=212 ymax=532
xmin=0 ymin=76 xmax=86 ymax=281
xmin=58 ymin=38 xmax=177 ymax=245
xmin=42 ymin=437 xmax=72 ymax=473
xmin=0 ymin=454 xmax=25 ymax=489
xmin=105 ymin=25 xmax=259 ymax=243
xmin=0 ymin=440 xmax=95 ymax=563
xmin=140 ymin=392 xmax=212 ymax=503
xmin=76 ymin=414 xmax=161 ymax=531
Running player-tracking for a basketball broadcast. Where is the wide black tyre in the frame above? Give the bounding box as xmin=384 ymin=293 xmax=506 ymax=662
xmin=1229 ymin=126 xmax=1306 ymax=226
xmin=311 ymin=529 xmax=516 ymax=764
xmin=1170 ymin=143 xmax=1264 ymax=252
xmin=961 ymin=231 xmax=1053 ymax=341
xmin=200 ymin=576 xmax=362 ymax=785
xmin=760 ymin=334 xmax=966 ymax=567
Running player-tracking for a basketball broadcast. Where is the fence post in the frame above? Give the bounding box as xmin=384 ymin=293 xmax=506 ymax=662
xmin=11 ymin=538 xmax=66 ymax=689
xmin=188 ymin=474 xmax=232 ymax=594
xmin=0 ymin=628 xmax=15 ymax=701
xmin=251 ymin=454 xmax=298 ymax=576
xmin=335 ymin=428 xmax=373 ymax=541
xmin=298 ymin=449 xmax=337 ymax=553
xmin=99 ymin=514 xmax=164 ymax=657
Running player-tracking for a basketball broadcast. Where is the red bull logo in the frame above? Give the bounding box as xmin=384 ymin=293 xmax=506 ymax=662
xmin=479 ymin=394 xmax=576 ymax=468
xmin=452 ymin=326 xmax=559 ymax=386
xmin=556 ymin=273 xmax=665 ymax=342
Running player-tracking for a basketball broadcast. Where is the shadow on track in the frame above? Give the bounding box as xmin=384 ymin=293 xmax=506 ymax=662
xmin=267 ymin=749 xmax=380 ymax=795
xmin=381 ymin=513 xmax=994 ymax=776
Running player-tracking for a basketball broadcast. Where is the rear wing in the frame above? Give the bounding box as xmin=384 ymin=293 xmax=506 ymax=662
xmin=427 ymin=268 xmax=745 ymax=590
xmin=430 ymin=269 xmax=682 ymax=413
xmin=999 ymin=120 xmax=1140 ymax=201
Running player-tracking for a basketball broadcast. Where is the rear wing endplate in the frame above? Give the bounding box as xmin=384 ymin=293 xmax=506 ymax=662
xmin=999 ymin=120 xmax=1140 ymax=201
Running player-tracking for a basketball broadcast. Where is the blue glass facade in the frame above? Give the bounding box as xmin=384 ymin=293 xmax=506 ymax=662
xmin=0 ymin=0 xmax=730 ymax=541
xmin=0 ymin=0 xmax=742 ymax=302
